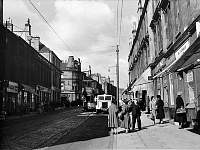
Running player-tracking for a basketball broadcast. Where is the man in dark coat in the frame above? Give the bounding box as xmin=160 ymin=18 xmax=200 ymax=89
xmin=156 ymin=95 xmax=165 ymax=124
xmin=175 ymin=92 xmax=187 ymax=129
xmin=130 ymin=99 xmax=141 ymax=131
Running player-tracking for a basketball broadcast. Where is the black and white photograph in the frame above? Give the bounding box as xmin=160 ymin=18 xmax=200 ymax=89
xmin=0 ymin=0 xmax=200 ymax=149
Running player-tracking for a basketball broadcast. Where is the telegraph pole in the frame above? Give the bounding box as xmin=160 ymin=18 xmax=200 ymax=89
xmin=116 ymin=45 xmax=119 ymax=107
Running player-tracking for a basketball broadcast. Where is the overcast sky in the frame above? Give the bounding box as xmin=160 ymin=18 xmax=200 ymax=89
xmin=3 ymin=0 xmax=138 ymax=89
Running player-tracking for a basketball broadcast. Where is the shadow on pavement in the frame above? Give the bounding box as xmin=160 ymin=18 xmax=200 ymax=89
xmin=52 ymin=115 xmax=110 ymax=146
xmin=187 ymin=128 xmax=200 ymax=135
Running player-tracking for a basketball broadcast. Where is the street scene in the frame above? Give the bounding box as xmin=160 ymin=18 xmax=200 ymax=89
xmin=1 ymin=0 xmax=200 ymax=149
xmin=1 ymin=107 xmax=200 ymax=150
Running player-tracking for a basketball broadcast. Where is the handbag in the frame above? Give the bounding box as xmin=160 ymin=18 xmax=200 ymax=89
xmin=176 ymin=108 xmax=186 ymax=114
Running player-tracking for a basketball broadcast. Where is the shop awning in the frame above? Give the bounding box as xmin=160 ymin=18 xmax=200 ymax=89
xmin=153 ymin=57 xmax=180 ymax=78
xmin=170 ymin=36 xmax=200 ymax=72
xmin=153 ymin=36 xmax=200 ymax=77
xmin=21 ymin=84 xmax=37 ymax=95
xmin=131 ymin=67 xmax=152 ymax=92
xmin=177 ymin=50 xmax=200 ymax=72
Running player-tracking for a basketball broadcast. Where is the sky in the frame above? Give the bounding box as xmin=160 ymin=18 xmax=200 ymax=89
xmin=3 ymin=0 xmax=138 ymax=89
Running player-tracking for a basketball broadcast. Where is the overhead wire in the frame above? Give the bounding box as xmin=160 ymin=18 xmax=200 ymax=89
xmin=28 ymin=0 xmax=78 ymax=58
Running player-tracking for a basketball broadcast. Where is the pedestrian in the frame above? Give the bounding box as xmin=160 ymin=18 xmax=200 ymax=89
xmin=156 ymin=95 xmax=165 ymax=124
xmin=120 ymin=99 xmax=130 ymax=133
xmin=130 ymin=99 xmax=141 ymax=131
xmin=118 ymin=105 xmax=123 ymax=126
xmin=108 ymin=99 xmax=119 ymax=134
xmin=149 ymin=96 xmax=156 ymax=125
xmin=175 ymin=92 xmax=187 ymax=129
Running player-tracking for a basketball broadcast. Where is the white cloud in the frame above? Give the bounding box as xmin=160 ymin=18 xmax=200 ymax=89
xmin=4 ymin=0 xmax=138 ymax=89
xmin=44 ymin=0 xmax=114 ymax=58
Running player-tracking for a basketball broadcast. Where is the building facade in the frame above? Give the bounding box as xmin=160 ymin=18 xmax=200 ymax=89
xmin=61 ymin=56 xmax=82 ymax=104
xmin=0 ymin=25 xmax=61 ymax=115
xmin=39 ymin=43 xmax=62 ymax=104
xmin=128 ymin=0 xmax=200 ymax=125
xmin=150 ymin=0 xmax=200 ymax=123
xmin=100 ymin=76 xmax=117 ymax=99
xmin=128 ymin=0 xmax=154 ymax=111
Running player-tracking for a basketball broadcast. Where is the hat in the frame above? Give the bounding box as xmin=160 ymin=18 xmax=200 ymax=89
xmin=177 ymin=91 xmax=182 ymax=95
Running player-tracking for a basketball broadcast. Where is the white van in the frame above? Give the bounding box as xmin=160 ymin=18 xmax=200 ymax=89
xmin=96 ymin=94 xmax=113 ymax=113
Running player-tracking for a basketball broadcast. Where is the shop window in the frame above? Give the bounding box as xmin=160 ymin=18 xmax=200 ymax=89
xmin=24 ymin=92 xmax=28 ymax=103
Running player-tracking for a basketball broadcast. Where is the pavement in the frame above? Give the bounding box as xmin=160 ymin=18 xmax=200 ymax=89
xmin=39 ymin=113 xmax=200 ymax=150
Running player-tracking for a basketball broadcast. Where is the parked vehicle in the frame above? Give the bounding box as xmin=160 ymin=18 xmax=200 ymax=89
xmin=96 ymin=94 xmax=112 ymax=113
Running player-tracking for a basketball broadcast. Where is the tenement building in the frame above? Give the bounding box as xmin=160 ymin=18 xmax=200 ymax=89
xmin=61 ymin=56 xmax=82 ymax=104
xmin=0 ymin=22 xmax=61 ymax=115
xmin=128 ymin=0 xmax=200 ymax=126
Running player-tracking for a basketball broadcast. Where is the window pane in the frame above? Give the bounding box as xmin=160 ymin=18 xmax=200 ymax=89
xmin=105 ymin=96 xmax=111 ymax=100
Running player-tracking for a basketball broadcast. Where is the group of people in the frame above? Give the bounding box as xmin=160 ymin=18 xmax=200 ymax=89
xmin=149 ymin=95 xmax=165 ymax=125
xmin=150 ymin=93 xmax=187 ymax=129
xmin=108 ymin=92 xmax=188 ymax=134
xmin=108 ymin=98 xmax=142 ymax=134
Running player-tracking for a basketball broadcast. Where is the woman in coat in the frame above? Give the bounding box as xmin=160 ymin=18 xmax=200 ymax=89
xmin=149 ymin=96 xmax=157 ymax=125
xmin=156 ymin=95 xmax=165 ymax=124
xmin=108 ymin=99 xmax=119 ymax=134
xmin=120 ymin=100 xmax=130 ymax=133
xmin=175 ymin=92 xmax=187 ymax=129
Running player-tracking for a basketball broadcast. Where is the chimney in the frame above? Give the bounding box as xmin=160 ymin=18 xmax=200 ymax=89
xmin=25 ymin=18 xmax=32 ymax=45
xmin=67 ymin=56 xmax=74 ymax=68
xmin=0 ymin=0 xmax=3 ymax=25
xmin=31 ymin=36 xmax=40 ymax=51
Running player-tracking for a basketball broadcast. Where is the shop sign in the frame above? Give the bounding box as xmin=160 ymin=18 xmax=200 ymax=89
xmin=37 ymin=85 xmax=50 ymax=93
xmin=7 ymin=81 xmax=18 ymax=93
xmin=186 ymin=71 xmax=193 ymax=82
xmin=175 ymin=40 xmax=190 ymax=60
xmin=196 ymin=22 xmax=200 ymax=37
xmin=166 ymin=54 xmax=175 ymax=66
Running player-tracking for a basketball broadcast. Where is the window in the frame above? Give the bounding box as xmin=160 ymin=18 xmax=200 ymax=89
xmin=98 ymin=96 xmax=104 ymax=100
xmin=105 ymin=96 xmax=112 ymax=100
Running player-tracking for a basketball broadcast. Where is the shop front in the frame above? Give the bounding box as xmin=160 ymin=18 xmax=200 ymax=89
xmin=6 ymin=81 xmax=18 ymax=115
xmin=170 ymin=37 xmax=200 ymax=126
xmin=131 ymin=67 xmax=153 ymax=111
xmin=36 ymin=85 xmax=51 ymax=111
xmin=20 ymin=84 xmax=38 ymax=112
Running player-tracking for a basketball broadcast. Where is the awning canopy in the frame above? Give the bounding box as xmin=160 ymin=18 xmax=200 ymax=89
xmin=170 ymin=37 xmax=200 ymax=72
xmin=153 ymin=36 xmax=200 ymax=77
xmin=131 ymin=67 xmax=152 ymax=92
xmin=153 ymin=57 xmax=180 ymax=78
xmin=21 ymin=84 xmax=37 ymax=95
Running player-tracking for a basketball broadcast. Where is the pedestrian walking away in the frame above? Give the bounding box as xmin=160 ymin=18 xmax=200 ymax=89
xmin=129 ymin=98 xmax=141 ymax=131
xmin=175 ymin=92 xmax=187 ymax=129
xmin=149 ymin=96 xmax=156 ymax=125
xmin=156 ymin=95 xmax=165 ymax=124
xmin=120 ymin=99 xmax=130 ymax=133
xmin=108 ymin=99 xmax=119 ymax=134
